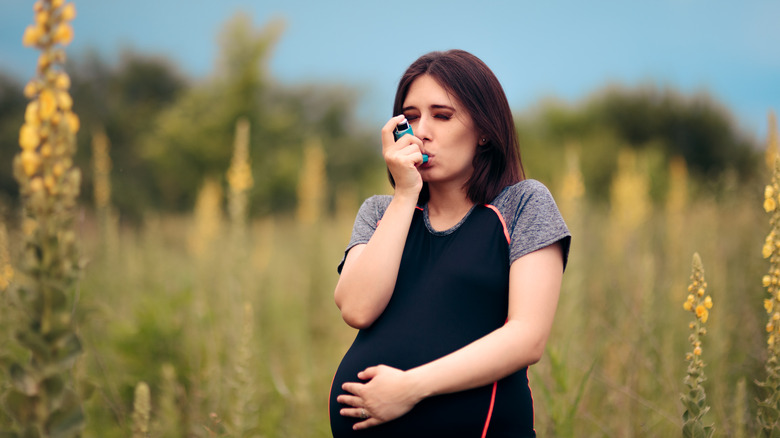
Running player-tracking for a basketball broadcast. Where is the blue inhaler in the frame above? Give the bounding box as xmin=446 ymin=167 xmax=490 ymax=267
xmin=393 ymin=120 xmax=428 ymax=164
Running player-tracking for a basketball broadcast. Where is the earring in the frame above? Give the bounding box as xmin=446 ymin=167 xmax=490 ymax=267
xmin=480 ymin=137 xmax=487 ymax=145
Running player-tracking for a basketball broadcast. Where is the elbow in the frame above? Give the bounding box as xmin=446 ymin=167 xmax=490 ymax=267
xmin=525 ymin=335 xmax=552 ymax=365
xmin=334 ymin=294 xmax=375 ymax=329
xmin=338 ymin=304 xmax=375 ymax=329
xmin=526 ymin=344 xmax=545 ymax=365
xmin=341 ymin=312 xmax=373 ymax=330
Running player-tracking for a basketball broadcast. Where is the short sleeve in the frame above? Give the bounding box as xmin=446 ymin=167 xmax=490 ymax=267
xmin=337 ymin=195 xmax=392 ymax=273
xmin=491 ymin=180 xmax=571 ymax=269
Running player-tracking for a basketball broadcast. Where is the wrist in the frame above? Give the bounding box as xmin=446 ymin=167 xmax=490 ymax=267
xmin=391 ymin=190 xmax=420 ymax=207
xmin=405 ymin=366 xmax=434 ymax=402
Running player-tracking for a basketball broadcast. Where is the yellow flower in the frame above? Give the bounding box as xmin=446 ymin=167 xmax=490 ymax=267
xmin=56 ymin=91 xmax=73 ymax=111
xmin=40 ymin=143 xmax=52 ymax=157
xmin=53 ymin=162 xmax=65 ymax=177
xmin=704 ymin=296 xmax=713 ymax=309
xmin=693 ymin=346 xmax=702 ymax=356
xmin=769 ymin=322 xmax=775 ymax=333
xmin=768 ymin=185 xmax=776 ymax=199
xmin=767 ymin=299 xmax=775 ymax=313
xmin=65 ymin=111 xmax=79 ymax=133
xmin=54 ymin=72 xmax=71 ymax=90
xmin=21 ymin=150 xmax=41 ymax=176
xmin=23 ymin=81 xmax=39 ymax=98
xmin=19 ymin=124 xmax=40 ymax=150
xmin=52 ymin=0 xmax=65 ymax=8
xmin=765 ymin=242 xmax=774 ymax=259
xmin=683 ymin=301 xmax=692 ymax=311
xmin=695 ymin=305 xmax=709 ymax=323
xmin=22 ymin=25 xmax=43 ymax=47
xmin=29 ymin=177 xmax=44 ymax=193
xmin=61 ymin=3 xmax=77 ymax=21
xmin=52 ymin=24 xmax=74 ymax=46
xmin=766 ymin=275 xmax=774 ymax=287
xmin=35 ymin=10 xmax=49 ymax=25
xmin=766 ymin=197 xmax=777 ymax=213
xmin=39 ymin=89 xmax=57 ymax=120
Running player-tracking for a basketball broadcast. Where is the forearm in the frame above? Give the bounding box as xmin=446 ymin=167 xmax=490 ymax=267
xmin=334 ymin=193 xmax=418 ymax=328
xmin=406 ymin=320 xmax=548 ymax=399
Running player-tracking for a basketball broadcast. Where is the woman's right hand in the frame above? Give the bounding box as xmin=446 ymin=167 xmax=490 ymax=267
xmin=382 ymin=115 xmax=425 ymax=198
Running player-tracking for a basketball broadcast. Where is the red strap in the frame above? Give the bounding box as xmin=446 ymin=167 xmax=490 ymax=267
xmin=484 ymin=204 xmax=510 ymax=244
xmin=481 ymin=381 xmax=498 ymax=437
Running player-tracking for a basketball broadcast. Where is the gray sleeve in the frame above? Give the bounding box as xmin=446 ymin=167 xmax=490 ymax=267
xmin=495 ymin=180 xmax=571 ymax=268
xmin=337 ymin=195 xmax=392 ymax=273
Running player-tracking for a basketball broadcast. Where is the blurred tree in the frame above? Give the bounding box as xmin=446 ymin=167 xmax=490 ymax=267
xmin=140 ymin=13 xmax=380 ymax=216
xmin=518 ymin=84 xmax=760 ymax=202
xmin=69 ymin=49 xmax=188 ymax=220
xmin=0 ymin=73 xmax=26 ymax=208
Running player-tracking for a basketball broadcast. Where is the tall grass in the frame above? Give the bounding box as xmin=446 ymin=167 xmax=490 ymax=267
xmin=2 ymin=6 xmax=778 ymax=435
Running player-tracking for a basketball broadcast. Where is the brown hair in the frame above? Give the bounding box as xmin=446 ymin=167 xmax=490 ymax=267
xmin=391 ymin=49 xmax=525 ymax=205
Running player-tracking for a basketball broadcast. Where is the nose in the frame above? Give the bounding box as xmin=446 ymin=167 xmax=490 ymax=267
xmin=413 ymin=115 xmax=431 ymax=142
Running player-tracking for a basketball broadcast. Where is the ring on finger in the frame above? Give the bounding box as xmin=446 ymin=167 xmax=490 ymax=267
xmin=360 ymin=408 xmax=368 ymax=419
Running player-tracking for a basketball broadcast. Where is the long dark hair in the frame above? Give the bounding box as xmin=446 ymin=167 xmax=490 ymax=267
xmin=390 ymin=49 xmax=524 ymax=205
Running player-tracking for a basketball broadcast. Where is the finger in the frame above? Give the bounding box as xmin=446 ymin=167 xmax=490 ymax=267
xmin=353 ymin=417 xmax=384 ymax=430
xmin=339 ymin=407 xmax=366 ymax=418
xmin=357 ymin=366 xmax=379 ymax=380
xmin=341 ymin=382 xmax=364 ymax=396
xmin=336 ymin=394 xmax=362 ymax=407
xmin=381 ymin=115 xmax=407 ymax=151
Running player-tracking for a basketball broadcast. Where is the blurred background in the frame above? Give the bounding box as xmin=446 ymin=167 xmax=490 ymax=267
xmin=0 ymin=1 xmax=779 ymax=436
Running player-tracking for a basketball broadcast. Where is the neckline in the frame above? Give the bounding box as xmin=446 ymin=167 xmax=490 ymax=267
xmin=421 ymin=203 xmax=478 ymax=236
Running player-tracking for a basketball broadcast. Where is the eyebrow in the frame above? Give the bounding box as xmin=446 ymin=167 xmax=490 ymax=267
xmin=402 ymin=104 xmax=456 ymax=112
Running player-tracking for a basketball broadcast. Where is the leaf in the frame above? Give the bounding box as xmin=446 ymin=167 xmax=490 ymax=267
xmin=566 ymin=359 xmax=595 ymax=420
xmin=2 ymin=389 xmax=38 ymax=424
xmin=15 ymin=331 xmax=51 ymax=362
xmin=52 ymin=333 xmax=82 ymax=368
xmin=45 ymin=402 xmax=85 ymax=438
xmin=78 ymin=379 xmax=96 ymax=401
xmin=10 ymin=363 xmax=38 ymax=396
xmin=42 ymin=375 xmax=65 ymax=410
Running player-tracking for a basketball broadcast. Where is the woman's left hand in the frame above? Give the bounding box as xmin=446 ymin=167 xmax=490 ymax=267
xmin=337 ymin=365 xmax=424 ymax=430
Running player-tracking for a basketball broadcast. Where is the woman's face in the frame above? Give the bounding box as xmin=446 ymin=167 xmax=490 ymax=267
xmin=401 ymin=74 xmax=481 ymax=188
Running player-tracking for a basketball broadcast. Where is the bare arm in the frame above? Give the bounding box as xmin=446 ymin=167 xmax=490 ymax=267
xmin=334 ymin=115 xmax=426 ymax=329
xmin=338 ymin=242 xmax=564 ymax=428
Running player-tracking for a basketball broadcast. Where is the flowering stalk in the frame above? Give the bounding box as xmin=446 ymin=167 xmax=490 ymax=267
xmin=681 ymin=252 xmax=714 ymax=438
xmin=2 ymin=1 xmax=85 ymax=436
xmin=226 ymin=118 xmax=253 ymax=232
xmin=758 ymin=156 xmax=780 ymax=434
xmin=0 ymin=222 xmax=13 ymax=292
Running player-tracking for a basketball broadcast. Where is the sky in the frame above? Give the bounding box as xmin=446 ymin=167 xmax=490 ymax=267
xmin=1 ymin=0 xmax=779 ymax=140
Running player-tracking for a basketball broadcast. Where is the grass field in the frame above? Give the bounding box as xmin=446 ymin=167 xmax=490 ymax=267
xmin=3 ymin=151 xmax=775 ymax=437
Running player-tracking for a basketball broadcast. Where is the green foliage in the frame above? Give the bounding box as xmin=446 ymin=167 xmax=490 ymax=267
xmin=518 ymin=84 xmax=760 ymax=202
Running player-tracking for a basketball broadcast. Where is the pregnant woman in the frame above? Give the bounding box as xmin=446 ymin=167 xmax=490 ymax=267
xmin=329 ymin=49 xmax=571 ymax=438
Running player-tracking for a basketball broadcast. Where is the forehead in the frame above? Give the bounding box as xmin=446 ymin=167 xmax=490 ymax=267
xmin=403 ymin=75 xmax=459 ymax=107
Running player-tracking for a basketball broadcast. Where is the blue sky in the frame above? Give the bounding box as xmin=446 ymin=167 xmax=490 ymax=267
xmin=1 ymin=0 xmax=778 ymax=139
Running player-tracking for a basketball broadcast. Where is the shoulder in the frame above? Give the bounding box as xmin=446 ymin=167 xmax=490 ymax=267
xmin=488 ymin=179 xmax=571 ymax=267
xmin=357 ymin=195 xmax=393 ymax=221
xmin=490 ymin=179 xmax=556 ymax=215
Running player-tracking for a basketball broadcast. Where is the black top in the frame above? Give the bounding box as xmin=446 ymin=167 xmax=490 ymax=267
xmin=330 ymin=181 xmax=570 ymax=437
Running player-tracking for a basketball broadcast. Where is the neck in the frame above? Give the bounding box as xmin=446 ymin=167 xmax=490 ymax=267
xmin=426 ymin=183 xmax=473 ymax=215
